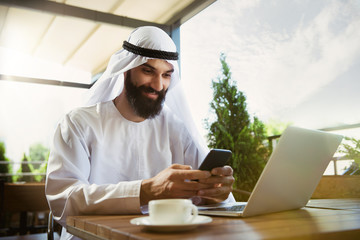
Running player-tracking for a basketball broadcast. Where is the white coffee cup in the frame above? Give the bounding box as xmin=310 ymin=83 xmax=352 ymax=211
xmin=148 ymin=199 xmax=198 ymax=225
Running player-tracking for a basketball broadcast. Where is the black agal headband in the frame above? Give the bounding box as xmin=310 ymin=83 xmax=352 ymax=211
xmin=123 ymin=41 xmax=178 ymax=60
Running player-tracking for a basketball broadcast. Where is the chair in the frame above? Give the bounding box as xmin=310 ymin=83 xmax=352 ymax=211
xmin=312 ymin=175 xmax=360 ymax=198
xmin=0 ymin=182 xmax=59 ymax=239
xmin=47 ymin=212 xmax=59 ymax=240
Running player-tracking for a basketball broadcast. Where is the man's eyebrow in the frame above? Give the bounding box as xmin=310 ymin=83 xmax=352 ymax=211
xmin=142 ymin=63 xmax=174 ymax=73
xmin=142 ymin=63 xmax=156 ymax=69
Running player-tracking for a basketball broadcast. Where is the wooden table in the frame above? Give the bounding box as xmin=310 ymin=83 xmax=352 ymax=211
xmin=66 ymin=199 xmax=360 ymax=240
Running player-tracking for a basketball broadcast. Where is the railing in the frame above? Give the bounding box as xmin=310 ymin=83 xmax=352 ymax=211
xmin=0 ymin=161 xmax=47 ymax=177
xmin=1 ymin=123 xmax=359 ymax=179
xmin=269 ymin=139 xmax=354 ymax=175
xmin=0 ymin=172 xmax=46 ymax=176
xmin=266 ymin=123 xmax=360 ymax=176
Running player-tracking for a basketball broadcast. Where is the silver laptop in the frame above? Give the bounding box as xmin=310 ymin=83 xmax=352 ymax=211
xmin=198 ymin=126 xmax=343 ymax=217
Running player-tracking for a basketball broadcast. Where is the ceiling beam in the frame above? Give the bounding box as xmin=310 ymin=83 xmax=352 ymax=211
xmin=319 ymin=123 xmax=360 ymax=132
xmin=166 ymin=0 xmax=217 ymax=28
xmin=0 ymin=74 xmax=93 ymax=89
xmin=0 ymin=0 xmax=170 ymax=33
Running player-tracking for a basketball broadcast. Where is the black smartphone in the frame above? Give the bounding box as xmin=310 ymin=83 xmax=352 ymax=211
xmin=198 ymin=149 xmax=232 ymax=171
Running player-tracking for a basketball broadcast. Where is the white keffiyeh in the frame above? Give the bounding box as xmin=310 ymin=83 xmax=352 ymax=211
xmin=86 ymin=26 xmax=209 ymax=160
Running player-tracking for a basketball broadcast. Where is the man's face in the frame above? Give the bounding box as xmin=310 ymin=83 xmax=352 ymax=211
xmin=124 ymin=59 xmax=174 ymax=119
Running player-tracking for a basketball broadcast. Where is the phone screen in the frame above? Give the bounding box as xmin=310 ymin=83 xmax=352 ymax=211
xmin=198 ymin=149 xmax=232 ymax=171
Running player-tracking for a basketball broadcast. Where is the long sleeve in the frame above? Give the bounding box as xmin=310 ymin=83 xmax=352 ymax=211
xmin=45 ymin=114 xmax=142 ymax=227
xmin=45 ymin=101 xmax=232 ymax=232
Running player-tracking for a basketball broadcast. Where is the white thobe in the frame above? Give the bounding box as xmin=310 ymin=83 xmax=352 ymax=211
xmin=45 ymin=101 xmax=202 ymax=240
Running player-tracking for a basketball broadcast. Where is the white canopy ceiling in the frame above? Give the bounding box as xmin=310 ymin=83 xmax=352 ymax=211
xmin=0 ymin=0 xmax=216 ymax=84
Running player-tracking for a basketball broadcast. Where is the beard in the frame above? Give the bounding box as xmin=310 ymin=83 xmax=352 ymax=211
xmin=124 ymin=71 xmax=167 ymax=119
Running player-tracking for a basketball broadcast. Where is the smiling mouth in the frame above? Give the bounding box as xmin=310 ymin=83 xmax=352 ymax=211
xmin=141 ymin=87 xmax=160 ymax=99
xmin=143 ymin=92 xmax=158 ymax=100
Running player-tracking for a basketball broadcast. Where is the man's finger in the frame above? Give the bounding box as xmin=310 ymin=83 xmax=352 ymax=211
xmin=211 ymin=165 xmax=233 ymax=176
xmin=170 ymin=164 xmax=192 ymax=170
xmin=176 ymin=181 xmax=213 ymax=191
xmin=169 ymin=169 xmax=211 ymax=181
xmin=198 ymin=175 xmax=234 ymax=185
xmin=164 ymin=182 xmax=212 ymax=198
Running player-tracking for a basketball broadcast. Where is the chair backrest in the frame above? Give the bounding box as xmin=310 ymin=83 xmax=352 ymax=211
xmin=0 ymin=182 xmax=50 ymax=237
xmin=312 ymin=175 xmax=360 ymax=198
xmin=2 ymin=182 xmax=49 ymax=213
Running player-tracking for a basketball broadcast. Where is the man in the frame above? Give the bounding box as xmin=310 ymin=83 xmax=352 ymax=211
xmin=46 ymin=26 xmax=234 ymax=239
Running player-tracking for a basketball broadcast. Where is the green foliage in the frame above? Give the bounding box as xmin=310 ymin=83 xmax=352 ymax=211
xmin=17 ymin=153 xmax=35 ymax=182
xmin=16 ymin=143 xmax=49 ymax=182
xmin=29 ymin=143 xmax=49 ymax=162
xmin=265 ymin=119 xmax=291 ymax=137
xmin=339 ymin=137 xmax=360 ymax=174
xmin=205 ymin=53 xmax=270 ymax=201
xmin=29 ymin=143 xmax=49 ymax=182
xmin=0 ymin=142 xmax=12 ymax=182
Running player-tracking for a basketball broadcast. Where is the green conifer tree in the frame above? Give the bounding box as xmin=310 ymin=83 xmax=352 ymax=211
xmin=17 ymin=153 xmax=35 ymax=182
xmin=205 ymin=53 xmax=270 ymax=201
xmin=0 ymin=142 xmax=12 ymax=182
xmin=29 ymin=143 xmax=49 ymax=182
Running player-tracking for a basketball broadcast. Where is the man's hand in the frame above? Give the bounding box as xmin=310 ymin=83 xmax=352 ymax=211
xmin=140 ymin=164 xmax=211 ymax=205
xmin=197 ymin=165 xmax=235 ymax=204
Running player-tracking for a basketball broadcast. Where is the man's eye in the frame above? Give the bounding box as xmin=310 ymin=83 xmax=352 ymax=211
xmin=142 ymin=68 xmax=153 ymax=74
xmin=164 ymin=73 xmax=172 ymax=78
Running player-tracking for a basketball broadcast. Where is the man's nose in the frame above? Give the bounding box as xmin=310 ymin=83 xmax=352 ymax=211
xmin=150 ymin=75 xmax=164 ymax=92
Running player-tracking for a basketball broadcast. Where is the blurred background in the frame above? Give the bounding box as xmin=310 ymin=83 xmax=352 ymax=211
xmin=1 ymin=1 xmax=359 ymax=237
xmin=1 ymin=0 xmax=359 ymax=178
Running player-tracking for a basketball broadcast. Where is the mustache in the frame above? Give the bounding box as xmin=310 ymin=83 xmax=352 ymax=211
xmin=138 ymin=86 xmax=165 ymax=95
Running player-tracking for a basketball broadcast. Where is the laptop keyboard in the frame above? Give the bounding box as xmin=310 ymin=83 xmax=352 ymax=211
xmin=225 ymin=204 xmax=246 ymax=211
xmin=205 ymin=204 xmax=246 ymax=212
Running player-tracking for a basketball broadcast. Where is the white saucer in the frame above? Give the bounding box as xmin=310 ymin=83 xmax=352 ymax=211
xmin=130 ymin=215 xmax=212 ymax=232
